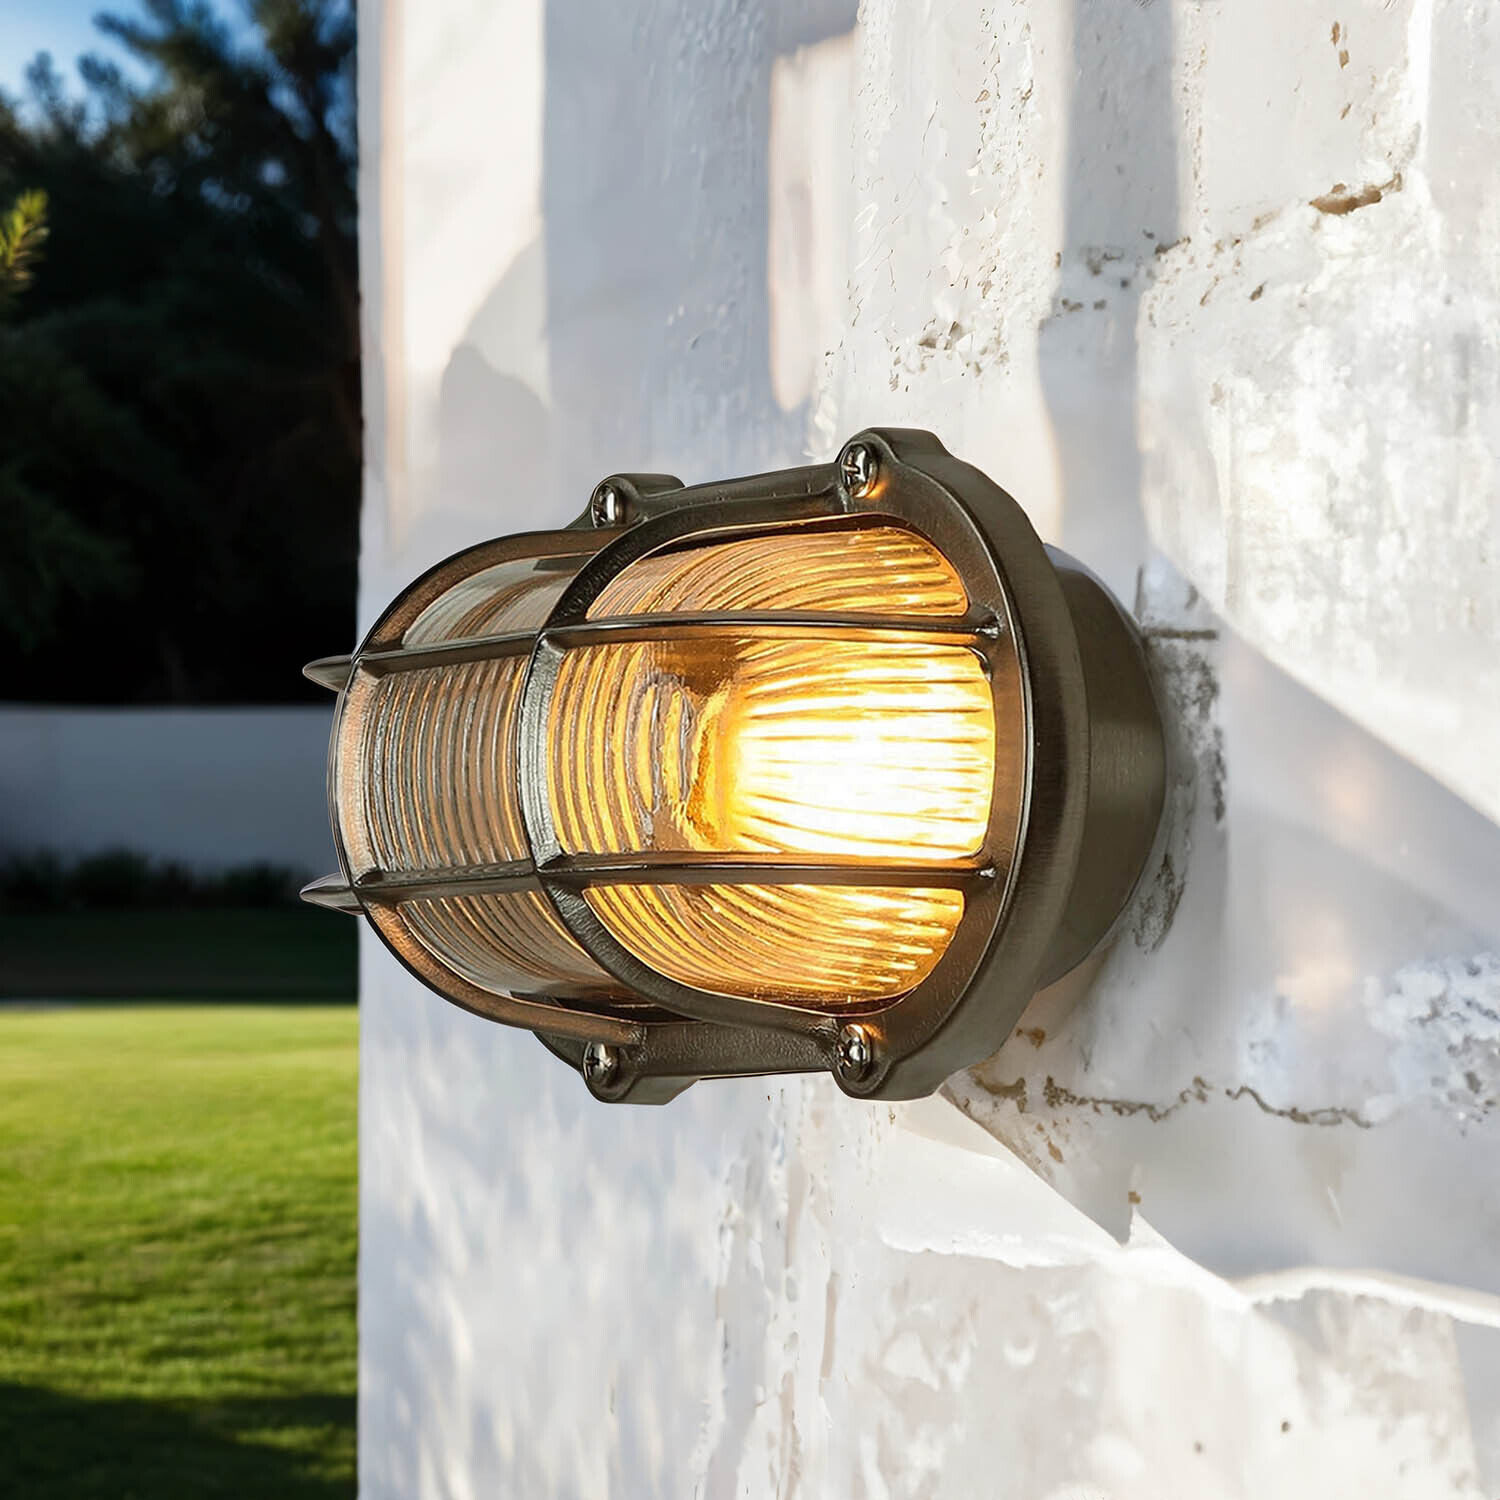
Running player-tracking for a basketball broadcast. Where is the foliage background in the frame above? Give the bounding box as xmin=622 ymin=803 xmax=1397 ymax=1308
xmin=0 ymin=0 xmax=358 ymax=704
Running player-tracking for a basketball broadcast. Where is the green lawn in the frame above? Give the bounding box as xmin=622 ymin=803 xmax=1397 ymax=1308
xmin=0 ymin=1005 xmax=357 ymax=1497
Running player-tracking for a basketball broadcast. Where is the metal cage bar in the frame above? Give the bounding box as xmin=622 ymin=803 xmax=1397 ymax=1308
xmin=350 ymin=851 xmax=989 ymax=903
xmin=542 ymin=852 xmax=988 ymax=890
xmin=355 ymin=632 xmax=536 ymax=677
xmin=352 ymin=860 xmax=539 ymax=903
xmin=354 ymin=607 xmax=999 ymax=682
xmin=542 ymin=609 xmax=996 ymax=649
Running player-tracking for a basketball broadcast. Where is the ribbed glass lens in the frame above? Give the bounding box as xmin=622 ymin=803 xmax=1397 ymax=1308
xmin=343 ymin=655 xmax=621 ymax=999
xmin=548 ymin=631 xmax=995 ymax=1005
xmin=584 ymin=884 xmax=965 ymax=1003
xmin=589 ymin=525 xmax=968 ymax=617
xmin=339 ymin=540 xmax=623 ymax=1000
xmin=339 ymin=521 xmax=1004 ymax=1013
xmin=358 ymin=658 xmax=528 ymax=872
xmin=406 ymin=555 xmax=588 ymax=644
xmin=402 ymin=890 xmax=619 ymax=999
xmin=548 ymin=638 xmax=993 ymax=859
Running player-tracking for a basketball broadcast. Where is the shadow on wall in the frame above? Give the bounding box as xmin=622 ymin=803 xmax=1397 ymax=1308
xmin=1039 ymin=0 xmax=1178 ymax=598
xmin=541 ymin=0 xmax=860 ymax=498
xmin=434 ymin=237 xmax=554 ymax=542
xmin=431 ymin=0 xmax=860 ymax=543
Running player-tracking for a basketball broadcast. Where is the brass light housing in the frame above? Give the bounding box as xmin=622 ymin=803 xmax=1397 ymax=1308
xmin=304 ymin=430 xmax=1165 ymax=1103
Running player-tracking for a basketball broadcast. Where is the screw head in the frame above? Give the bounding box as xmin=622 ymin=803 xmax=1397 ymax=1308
xmin=835 ymin=1024 xmax=875 ymax=1084
xmin=839 ymin=442 xmax=878 ymax=499
xmin=590 ymin=483 xmax=624 ymax=527
xmin=581 ymin=1040 xmax=620 ymax=1089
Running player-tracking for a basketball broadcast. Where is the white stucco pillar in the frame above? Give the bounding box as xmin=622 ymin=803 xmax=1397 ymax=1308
xmin=356 ymin=2 xmax=1500 ymax=1493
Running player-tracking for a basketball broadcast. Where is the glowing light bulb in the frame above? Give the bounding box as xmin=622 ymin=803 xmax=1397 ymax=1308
xmin=546 ymin=526 xmax=998 ymax=1005
xmin=704 ymin=638 xmax=993 ymax=861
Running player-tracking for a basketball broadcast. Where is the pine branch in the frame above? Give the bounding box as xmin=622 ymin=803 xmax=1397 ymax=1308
xmin=0 ymin=190 xmax=50 ymax=308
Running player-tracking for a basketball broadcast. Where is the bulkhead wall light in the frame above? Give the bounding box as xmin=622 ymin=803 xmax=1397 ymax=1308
xmin=303 ymin=430 xmax=1165 ymax=1103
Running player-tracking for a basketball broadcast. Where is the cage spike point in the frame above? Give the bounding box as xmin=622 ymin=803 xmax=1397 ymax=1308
xmin=303 ymin=655 xmax=353 ymax=692
xmin=300 ymin=874 xmax=361 ymax=914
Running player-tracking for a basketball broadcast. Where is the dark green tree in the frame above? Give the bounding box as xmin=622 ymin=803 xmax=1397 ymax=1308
xmin=0 ymin=1 xmax=358 ymax=702
xmin=0 ymin=183 xmax=133 ymax=658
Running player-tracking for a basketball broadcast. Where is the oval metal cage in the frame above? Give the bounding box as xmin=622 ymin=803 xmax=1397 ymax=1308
xmin=304 ymin=430 xmax=1166 ymax=1103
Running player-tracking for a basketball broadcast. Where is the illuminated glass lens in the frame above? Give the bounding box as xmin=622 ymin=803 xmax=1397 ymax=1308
xmin=343 ymin=522 xmax=1002 ymax=1010
xmin=588 ymin=525 xmax=968 ymax=618
xmin=547 ymin=524 xmax=996 ymax=1006
xmin=405 ymin=555 xmax=589 ymax=644
xmin=358 ymin=658 xmax=528 ymax=871
xmin=548 ymin=638 xmax=994 ymax=859
xmin=548 ymin=635 xmax=995 ymax=1006
xmin=584 ymin=883 xmax=966 ymax=1003
xmin=342 ymin=556 xmax=620 ymax=1001
xmin=401 ymin=889 xmax=622 ymax=999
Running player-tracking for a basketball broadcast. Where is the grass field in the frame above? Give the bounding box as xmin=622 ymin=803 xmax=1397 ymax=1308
xmin=0 ymin=1005 xmax=357 ymax=1497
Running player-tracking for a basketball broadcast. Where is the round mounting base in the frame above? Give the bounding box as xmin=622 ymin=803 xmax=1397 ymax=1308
xmin=1036 ymin=548 xmax=1166 ymax=988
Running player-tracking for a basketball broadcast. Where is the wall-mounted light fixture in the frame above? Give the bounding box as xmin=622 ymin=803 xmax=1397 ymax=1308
xmin=304 ymin=430 xmax=1164 ymax=1103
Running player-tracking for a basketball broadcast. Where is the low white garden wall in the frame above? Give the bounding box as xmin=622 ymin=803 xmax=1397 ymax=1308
xmin=0 ymin=704 xmax=336 ymax=876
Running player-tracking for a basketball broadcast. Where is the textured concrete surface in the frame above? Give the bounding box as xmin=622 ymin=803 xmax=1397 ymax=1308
xmin=356 ymin=0 xmax=1500 ymax=1493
